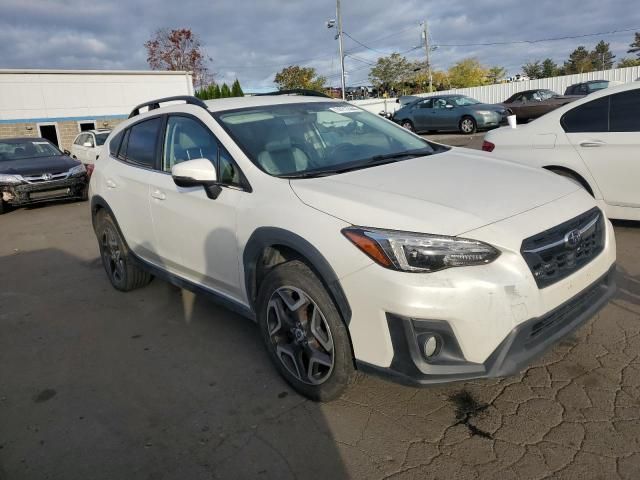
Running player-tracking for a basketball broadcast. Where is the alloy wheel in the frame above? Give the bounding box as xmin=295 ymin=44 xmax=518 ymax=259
xmin=101 ymin=226 xmax=125 ymax=283
xmin=401 ymin=121 xmax=414 ymax=132
xmin=266 ymin=286 xmax=335 ymax=385
xmin=461 ymin=118 xmax=475 ymax=133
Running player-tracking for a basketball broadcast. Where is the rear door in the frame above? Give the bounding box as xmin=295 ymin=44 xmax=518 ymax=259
xmin=102 ymin=117 xmax=162 ymax=260
xmin=563 ymin=89 xmax=640 ymax=207
xmin=148 ymin=113 xmax=246 ymax=300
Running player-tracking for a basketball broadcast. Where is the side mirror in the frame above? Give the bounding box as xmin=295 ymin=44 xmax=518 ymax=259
xmin=171 ymin=158 xmax=222 ymax=199
xmin=83 ymin=142 xmax=94 ymax=148
xmin=445 ymin=104 xmax=454 ymax=109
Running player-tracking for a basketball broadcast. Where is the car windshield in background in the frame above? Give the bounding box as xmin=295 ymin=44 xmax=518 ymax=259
xmin=95 ymin=133 xmax=109 ymax=146
xmin=0 ymin=140 xmax=61 ymax=161
xmin=215 ymin=102 xmax=439 ymax=178
xmin=590 ymin=82 xmax=609 ymax=91
xmin=450 ymin=96 xmax=481 ymax=106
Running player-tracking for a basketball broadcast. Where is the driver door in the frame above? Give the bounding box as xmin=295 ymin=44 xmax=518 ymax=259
xmin=148 ymin=114 xmax=247 ymax=300
xmin=411 ymin=98 xmax=433 ymax=131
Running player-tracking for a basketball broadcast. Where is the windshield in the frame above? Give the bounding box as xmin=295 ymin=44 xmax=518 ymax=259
xmin=449 ymin=96 xmax=481 ymax=106
xmin=539 ymin=90 xmax=557 ymax=100
xmin=589 ymin=81 xmax=609 ymax=91
xmin=95 ymin=132 xmax=109 ymax=146
xmin=215 ymin=102 xmax=439 ymax=177
xmin=0 ymin=140 xmax=61 ymax=162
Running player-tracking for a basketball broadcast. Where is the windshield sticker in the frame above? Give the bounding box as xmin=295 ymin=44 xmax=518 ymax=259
xmin=329 ymin=106 xmax=361 ymax=114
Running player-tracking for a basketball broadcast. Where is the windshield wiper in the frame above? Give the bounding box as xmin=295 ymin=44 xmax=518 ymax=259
xmin=282 ymin=148 xmax=434 ymax=179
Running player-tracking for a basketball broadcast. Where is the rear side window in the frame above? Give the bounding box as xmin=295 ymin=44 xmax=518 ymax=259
xmin=124 ymin=117 xmax=162 ymax=168
xmin=108 ymin=131 xmax=124 ymax=157
xmin=561 ymin=97 xmax=609 ymax=133
xmin=610 ymin=90 xmax=640 ymax=132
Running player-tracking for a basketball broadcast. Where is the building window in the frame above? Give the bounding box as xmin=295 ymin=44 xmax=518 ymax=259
xmin=79 ymin=121 xmax=96 ymax=132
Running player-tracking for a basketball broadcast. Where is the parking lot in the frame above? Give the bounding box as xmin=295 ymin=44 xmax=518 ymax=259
xmin=1 ymin=133 xmax=639 ymax=480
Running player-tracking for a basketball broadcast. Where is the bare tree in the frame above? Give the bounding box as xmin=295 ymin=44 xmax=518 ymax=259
xmin=144 ymin=28 xmax=211 ymax=87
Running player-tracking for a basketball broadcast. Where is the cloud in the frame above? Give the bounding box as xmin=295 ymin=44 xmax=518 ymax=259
xmin=0 ymin=0 xmax=638 ymax=88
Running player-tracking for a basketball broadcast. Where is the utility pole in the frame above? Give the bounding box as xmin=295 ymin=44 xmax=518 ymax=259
xmin=423 ymin=20 xmax=433 ymax=93
xmin=336 ymin=0 xmax=346 ymax=100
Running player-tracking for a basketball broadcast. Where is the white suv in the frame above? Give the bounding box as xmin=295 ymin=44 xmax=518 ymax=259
xmin=90 ymin=94 xmax=617 ymax=401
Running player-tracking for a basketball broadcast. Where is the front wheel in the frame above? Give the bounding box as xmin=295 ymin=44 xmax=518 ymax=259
xmin=459 ymin=116 xmax=477 ymax=134
xmin=257 ymin=261 xmax=356 ymax=401
xmin=400 ymin=120 xmax=415 ymax=132
xmin=0 ymin=198 xmax=9 ymax=215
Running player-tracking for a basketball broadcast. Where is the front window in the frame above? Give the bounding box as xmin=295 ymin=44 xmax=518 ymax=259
xmin=538 ymin=90 xmax=557 ymax=100
xmin=0 ymin=140 xmax=61 ymax=161
xmin=215 ymin=102 xmax=441 ymax=178
xmin=449 ymin=96 xmax=481 ymax=106
xmin=95 ymin=132 xmax=109 ymax=146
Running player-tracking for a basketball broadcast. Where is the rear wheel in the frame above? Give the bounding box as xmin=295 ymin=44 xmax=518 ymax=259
xmin=95 ymin=210 xmax=152 ymax=291
xmin=459 ymin=116 xmax=477 ymax=134
xmin=257 ymin=261 xmax=356 ymax=401
xmin=0 ymin=198 xmax=8 ymax=215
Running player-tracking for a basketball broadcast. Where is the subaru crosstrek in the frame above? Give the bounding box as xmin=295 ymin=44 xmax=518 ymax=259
xmin=90 ymin=95 xmax=616 ymax=401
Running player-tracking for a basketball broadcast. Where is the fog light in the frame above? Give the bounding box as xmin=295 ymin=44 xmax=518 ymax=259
xmin=423 ymin=335 xmax=439 ymax=359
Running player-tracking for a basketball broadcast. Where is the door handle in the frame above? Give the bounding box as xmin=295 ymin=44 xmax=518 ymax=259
xmin=106 ymin=179 xmax=117 ymax=189
xmin=579 ymin=140 xmax=606 ymax=148
xmin=151 ymin=190 xmax=166 ymax=201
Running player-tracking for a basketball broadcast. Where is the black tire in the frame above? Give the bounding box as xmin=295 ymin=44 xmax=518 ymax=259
xmin=80 ymin=184 xmax=89 ymax=202
xmin=256 ymin=260 xmax=356 ymax=401
xmin=0 ymin=198 xmax=8 ymax=215
xmin=400 ymin=119 xmax=415 ymax=132
xmin=95 ymin=210 xmax=152 ymax=291
xmin=459 ymin=116 xmax=477 ymax=134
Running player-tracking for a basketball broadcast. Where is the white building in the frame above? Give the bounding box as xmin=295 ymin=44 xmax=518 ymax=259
xmin=0 ymin=69 xmax=194 ymax=150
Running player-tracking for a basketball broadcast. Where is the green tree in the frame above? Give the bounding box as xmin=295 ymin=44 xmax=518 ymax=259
xmin=220 ymin=83 xmax=231 ymax=98
xmin=591 ymin=40 xmax=615 ymax=70
xmin=231 ymin=79 xmax=244 ymax=97
xmin=522 ymin=61 xmax=543 ymax=79
xmin=487 ymin=66 xmax=506 ymax=84
xmin=564 ymin=46 xmax=594 ymax=74
xmin=368 ymin=53 xmax=413 ymax=92
xmin=541 ymin=58 xmax=559 ymax=78
xmin=447 ymin=58 xmax=489 ymax=88
xmin=628 ymin=32 xmax=640 ymax=57
xmin=274 ymin=65 xmax=326 ymax=92
xmin=213 ymin=84 xmax=221 ymax=99
xmin=617 ymin=57 xmax=640 ymax=68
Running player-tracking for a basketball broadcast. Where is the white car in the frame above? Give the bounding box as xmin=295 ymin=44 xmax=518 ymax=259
xmin=89 ymin=94 xmax=616 ymax=401
xmin=484 ymin=82 xmax=640 ymax=221
xmin=70 ymin=129 xmax=111 ymax=165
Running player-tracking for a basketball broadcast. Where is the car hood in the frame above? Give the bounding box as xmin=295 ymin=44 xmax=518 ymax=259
xmin=0 ymin=155 xmax=79 ymax=176
xmin=467 ymin=103 xmax=507 ymax=113
xmin=289 ymin=149 xmax=579 ymax=236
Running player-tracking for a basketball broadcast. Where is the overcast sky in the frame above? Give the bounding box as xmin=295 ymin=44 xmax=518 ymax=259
xmin=0 ymin=0 xmax=638 ymax=90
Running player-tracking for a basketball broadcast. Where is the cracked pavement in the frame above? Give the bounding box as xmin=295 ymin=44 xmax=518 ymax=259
xmin=1 ymin=198 xmax=639 ymax=479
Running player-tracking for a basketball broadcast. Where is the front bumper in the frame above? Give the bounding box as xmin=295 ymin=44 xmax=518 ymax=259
xmin=1 ymin=175 xmax=88 ymax=206
xmin=356 ymin=266 xmax=616 ymax=386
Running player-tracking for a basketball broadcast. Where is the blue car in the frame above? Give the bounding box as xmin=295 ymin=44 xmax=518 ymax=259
xmin=392 ymin=94 xmax=510 ymax=134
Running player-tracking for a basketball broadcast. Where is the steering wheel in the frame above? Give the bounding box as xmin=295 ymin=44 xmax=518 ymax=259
xmin=326 ymin=143 xmax=359 ymax=164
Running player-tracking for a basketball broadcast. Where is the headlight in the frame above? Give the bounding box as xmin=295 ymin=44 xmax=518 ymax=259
xmin=0 ymin=174 xmax=23 ymax=184
xmin=342 ymin=227 xmax=500 ymax=273
xmin=68 ymin=164 xmax=86 ymax=176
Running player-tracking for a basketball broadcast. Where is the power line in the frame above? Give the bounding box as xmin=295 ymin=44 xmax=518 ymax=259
xmin=435 ymin=26 xmax=640 ymax=48
xmin=343 ymin=32 xmax=390 ymax=54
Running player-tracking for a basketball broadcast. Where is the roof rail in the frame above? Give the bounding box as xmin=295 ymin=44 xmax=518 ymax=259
xmin=255 ymin=89 xmax=331 ymax=98
xmin=128 ymin=95 xmax=208 ymax=118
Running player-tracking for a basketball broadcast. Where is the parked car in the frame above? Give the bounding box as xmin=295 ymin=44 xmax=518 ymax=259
xmin=90 ymin=95 xmax=616 ymax=401
xmin=392 ymin=95 xmax=510 ymax=134
xmin=564 ymin=80 xmax=622 ymax=96
xmin=484 ymin=82 xmax=640 ymax=221
xmin=0 ymin=137 xmax=88 ymax=214
xmin=69 ymin=129 xmax=111 ymax=174
xmin=502 ymin=89 xmax=580 ymax=122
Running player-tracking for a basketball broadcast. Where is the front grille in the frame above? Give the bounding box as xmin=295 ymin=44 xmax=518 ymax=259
xmin=527 ymin=273 xmax=608 ymax=344
xmin=23 ymin=172 xmax=69 ymax=183
xmin=521 ymin=208 xmax=605 ymax=288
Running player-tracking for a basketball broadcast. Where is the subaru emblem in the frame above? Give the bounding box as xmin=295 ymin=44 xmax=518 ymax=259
xmin=43 ymin=173 xmax=53 ymax=181
xmin=564 ymin=229 xmax=582 ymax=249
